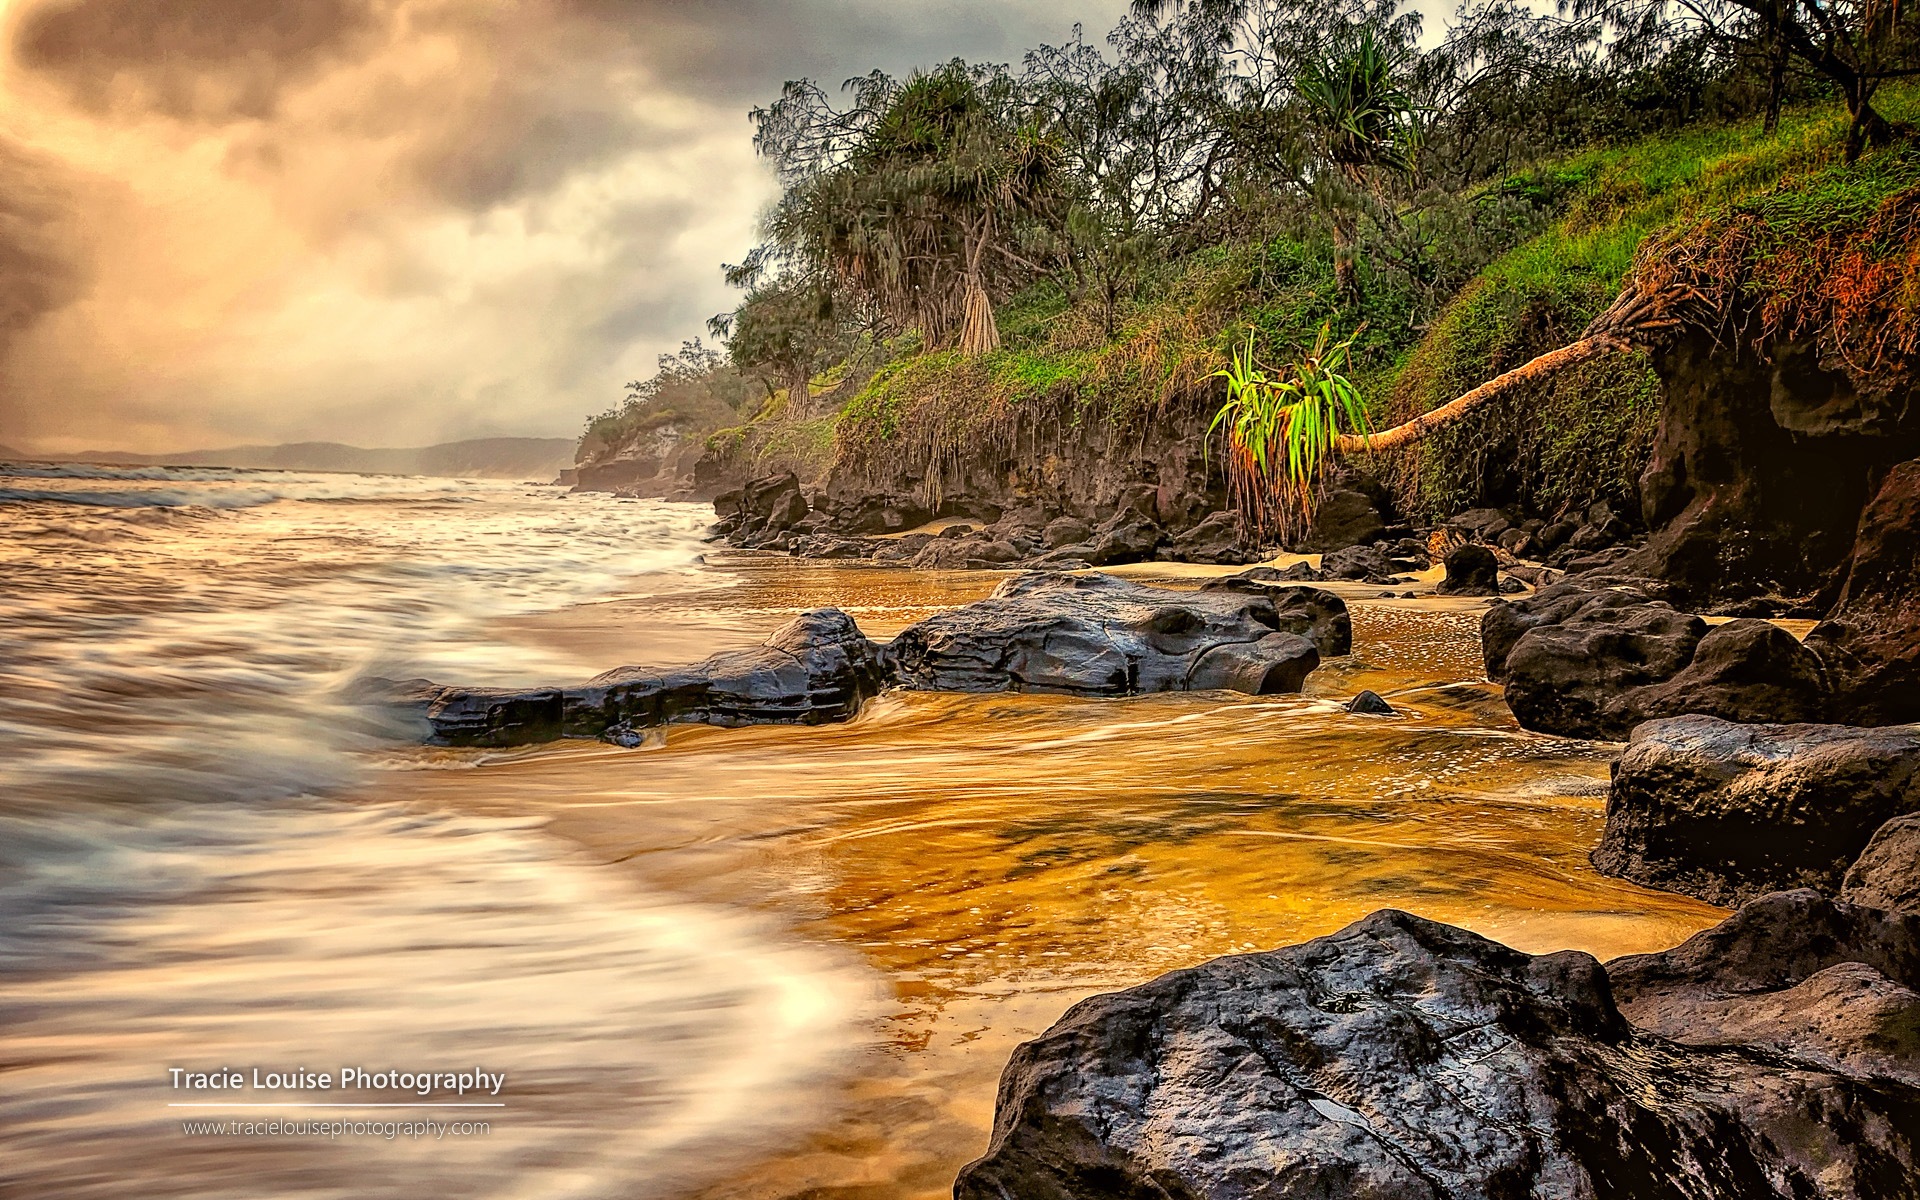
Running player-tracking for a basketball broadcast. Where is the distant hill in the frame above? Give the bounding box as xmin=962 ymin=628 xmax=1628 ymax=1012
xmin=39 ymin=438 xmax=577 ymax=480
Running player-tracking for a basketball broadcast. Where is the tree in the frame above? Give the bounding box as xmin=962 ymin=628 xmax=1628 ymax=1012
xmin=1298 ymin=28 xmax=1420 ymax=292
xmin=1577 ymin=0 xmax=1920 ymax=161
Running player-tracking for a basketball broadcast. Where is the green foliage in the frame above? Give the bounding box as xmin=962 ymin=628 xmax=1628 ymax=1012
xmin=1209 ymin=324 xmax=1370 ymax=541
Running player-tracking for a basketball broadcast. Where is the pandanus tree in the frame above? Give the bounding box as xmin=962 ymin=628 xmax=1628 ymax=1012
xmin=733 ymin=64 xmax=1061 ymax=360
xmin=1297 ymin=29 xmax=1420 ymax=293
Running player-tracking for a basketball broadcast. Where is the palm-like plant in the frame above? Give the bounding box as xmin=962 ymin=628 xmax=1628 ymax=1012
xmin=1209 ymin=323 xmax=1371 ymax=545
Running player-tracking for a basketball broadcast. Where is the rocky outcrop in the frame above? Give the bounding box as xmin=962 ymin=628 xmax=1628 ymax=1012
xmin=1616 ymin=332 xmax=1920 ymax=608
xmin=884 ymin=572 xmax=1346 ymax=697
xmin=1843 ymin=814 xmax=1920 ymax=913
xmin=406 ymin=609 xmax=886 ymax=746
xmin=1608 ymin=889 xmax=1920 ymax=1089
xmin=710 ymin=471 xmax=813 ymax=546
xmin=1806 ymin=458 xmax=1920 ymax=726
xmin=1482 ymin=581 xmax=1831 ymax=739
xmin=1593 ymin=715 xmax=1920 ymax=905
xmin=956 ymin=902 xmax=1920 ymax=1200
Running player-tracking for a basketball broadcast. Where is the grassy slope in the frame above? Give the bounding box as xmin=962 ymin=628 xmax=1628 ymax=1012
xmin=744 ymin=88 xmax=1919 ymax=515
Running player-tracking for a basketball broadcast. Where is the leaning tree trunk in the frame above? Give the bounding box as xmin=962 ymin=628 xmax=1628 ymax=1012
xmin=1333 ymin=276 xmax=1700 ymax=456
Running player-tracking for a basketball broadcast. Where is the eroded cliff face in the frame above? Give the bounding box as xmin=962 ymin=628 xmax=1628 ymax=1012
xmin=571 ymin=421 xmax=706 ymax=497
xmin=1620 ymin=331 xmax=1920 ymax=608
xmin=825 ymin=395 xmax=1229 ymax=531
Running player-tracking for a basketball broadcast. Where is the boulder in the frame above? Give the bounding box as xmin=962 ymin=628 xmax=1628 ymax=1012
xmin=1083 ymin=511 xmax=1164 ymax=565
xmin=1166 ymin=510 xmax=1247 ymax=564
xmin=788 ymin=534 xmax=877 ymax=560
xmin=1042 ymin=516 xmax=1092 ymax=549
xmin=1318 ymin=544 xmax=1396 ymax=582
xmin=1806 ymin=458 xmax=1920 ymax=726
xmin=1843 ymin=814 xmax=1920 ymax=913
xmin=1435 ymin=543 xmax=1500 ymax=595
xmin=738 ymin=471 xmax=808 ymax=530
xmin=828 ymin=492 xmax=933 ymax=536
xmin=1448 ymin=506 xmax=1512 ymax=543
xmin=1592 ymin=715 xmax=1920 ymax=905
xmin=1608 ymin=889 xmax=1920 ymax=1088
xmin=956 ymin=905 xmax=1920 ymax=1200
xmin=408 ymin=609 xmax=887 ymax=746
xmin=1483 ymin=582 xmax=1830 ymax=739
xmin=1301 ymin=484 xmax=1388 ymax=552
xmin=884 ymin=572 xmax=1346 ymax=696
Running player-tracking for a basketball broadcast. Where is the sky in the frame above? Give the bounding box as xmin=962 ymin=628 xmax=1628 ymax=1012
xmin=0 ymin=0 xmax=1455 ymax=454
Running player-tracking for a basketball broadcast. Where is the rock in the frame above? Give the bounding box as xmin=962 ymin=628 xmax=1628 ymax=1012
xmin=1614 ymin=333 xmax=1913 ymax=607
xmin=828 ymin=493 xmax=933 ymax=536
xmin=869 ymin=533 xmax=935 ymax=563
xmin=411 ymin=609 xmax=887 ymax=746
xmin=1318 ymin=544 xmax=1395 ymax=582
xmin=1498 ymin=576 xmax=1527 ymax=594
xmin=939 ymin=523 xmax=976 ymax=539
xmin=1630 ymin=618 xmax=1832 ymax=726
xmin=739 ymin=471 xmax=808 ymax=530
xmin=1195 ymin=580 xmax=1353 ymax=656
xmin=1041 ymin=516 xmax=1092 ymax=549
xmin=1843 ymin=814 xmax=1920 ymax=913
xmin=1346 ymin=689 xmax=1395 ymax=715
xmin=1082 ymin=512 xmax=1163 ymax=566
xmin=955 ymin=905 xmax=1920 ymax=1200
xmin=1166 ymin=510 xmax=1247 ymax=564
xmin=1806 ymin=458 xmax=1920 ymax=726
xmin=1483 ymin=583 xmax=1829 ymax=739
xmin=884 ymin=572 xmax=1346 ymax=697
xmin=1301 ymin=484 xmax=1388 ymax=552
xmin=1593 ymin=715 xmax=1920 ymax=905
xmin=1497 ymin=526 xmax=1535 ymax=557
xmin=1535 ymin=519 xmax=1578 ymax=554
xmin=1608 ymin=889 xmax=1920 ymax=1088
xmin=788 ymin=534 xmax=876 ymax=560
xmin=1435 ymin=543 xmax=1500 ymax=595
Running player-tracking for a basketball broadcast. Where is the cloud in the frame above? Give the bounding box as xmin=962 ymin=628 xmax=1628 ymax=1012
xmin=0 ymin=0 xmax=1125 ymax=454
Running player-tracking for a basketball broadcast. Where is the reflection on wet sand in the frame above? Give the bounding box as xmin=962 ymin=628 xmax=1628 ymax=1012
xmin=381 ymin=558 xmax=1727 ymax=1200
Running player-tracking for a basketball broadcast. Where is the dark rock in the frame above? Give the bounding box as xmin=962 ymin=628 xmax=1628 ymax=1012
xmin=1630 ymin=618 xmax=1832 ymax=726
xmin=410 ymin=609 xmax=888 ymax=746
xmin=1301 ymin=484 xmax=1387 ymax=552
xmin=956 ymin=905 xmax=1920 ymax=1200
xmin=869 ymin=533 xmax=935 ymax=562
xmin=1166 ymin=510 xmax=1247 ymax=564
xmin=1346 ymin=689 xmax=1395 ymax=715
xmin=1536 ymin=519 xmax=1578 ymax=554
xmin=788 ymin=534 xmax=876 ymax=560
xmin=1615 ymin=332 xmax=1915 ymax=607
xmin=1483 ymin=583 xmax=1831 ymax=739
xmin=1496 ymin=526 xmax=1535 ymax=557
xmin=1319 ymin=544 xmax=1395 ymax=582
xmin=1843 ymin=814 xmax=1920 ymax=913
xmin=884 ymin=572 xmax=1345 ymax=696
xmin=1195 ymin=580 xmax=1353 ymax=657
xmin=1498 ymin=576 xmax=1527 ymax=594
xmin=1806 ymin=458 xmax=1920 ymax=726
xmin=1449 ymin=506 xmax=1512 ymax=543
xmin=1608 ymin=889 xmax=1920 ymax=1088
xmin=829 ymin=493 xmax=933 ymax=536
xmin=731 ymin=471 xmax=808 ymax=531
xmin=1082 ymin=512 xmax=1164 ymax=566
xmin=1593 ymin=715 xmax=1920 ymax=905
xmin=939 ymin=522 xmax=976 ymax=539
xmin=1435 ymin=543 xmax=1500 ymax=596
xmin=1041 ymin=516 xmax=1092 ymax=549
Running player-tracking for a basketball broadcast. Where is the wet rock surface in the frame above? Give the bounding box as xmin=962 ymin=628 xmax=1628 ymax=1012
xmin=956 ymin=903 xmax=1920 ymax=1200
xmin=404 ymin=609 xmax=887 ymax=746
xmin=1483 ymin=581 xmax=1830 ymax=739
xmin=1435 ymin=542 xmax=1500 ymax=595
xmin=884 ymin=572 xmax=1345 ymax=697
xmin=1593 ymin=715 xmax=1920 ymax=906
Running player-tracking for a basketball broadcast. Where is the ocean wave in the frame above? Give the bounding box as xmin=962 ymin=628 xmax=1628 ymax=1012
xmin=0 ymin=486 xmax=284 ymax=509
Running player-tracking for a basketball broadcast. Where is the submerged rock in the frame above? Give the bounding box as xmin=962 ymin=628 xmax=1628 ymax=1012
xmin=410 ymin=609 xmax=887 ymax=746
xmin=1345 ymin=689 xmax=1396 ymax=715
xmin=956 ymin=904 xmax=1920 ymax=1200
xmin=1593 ymin=715 xmax=1920 ymax=905
xmin=884 ymin=571 xmax=1346 ymax=697
xmin=1482 ymin=581 xmax=1830 ymax=739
